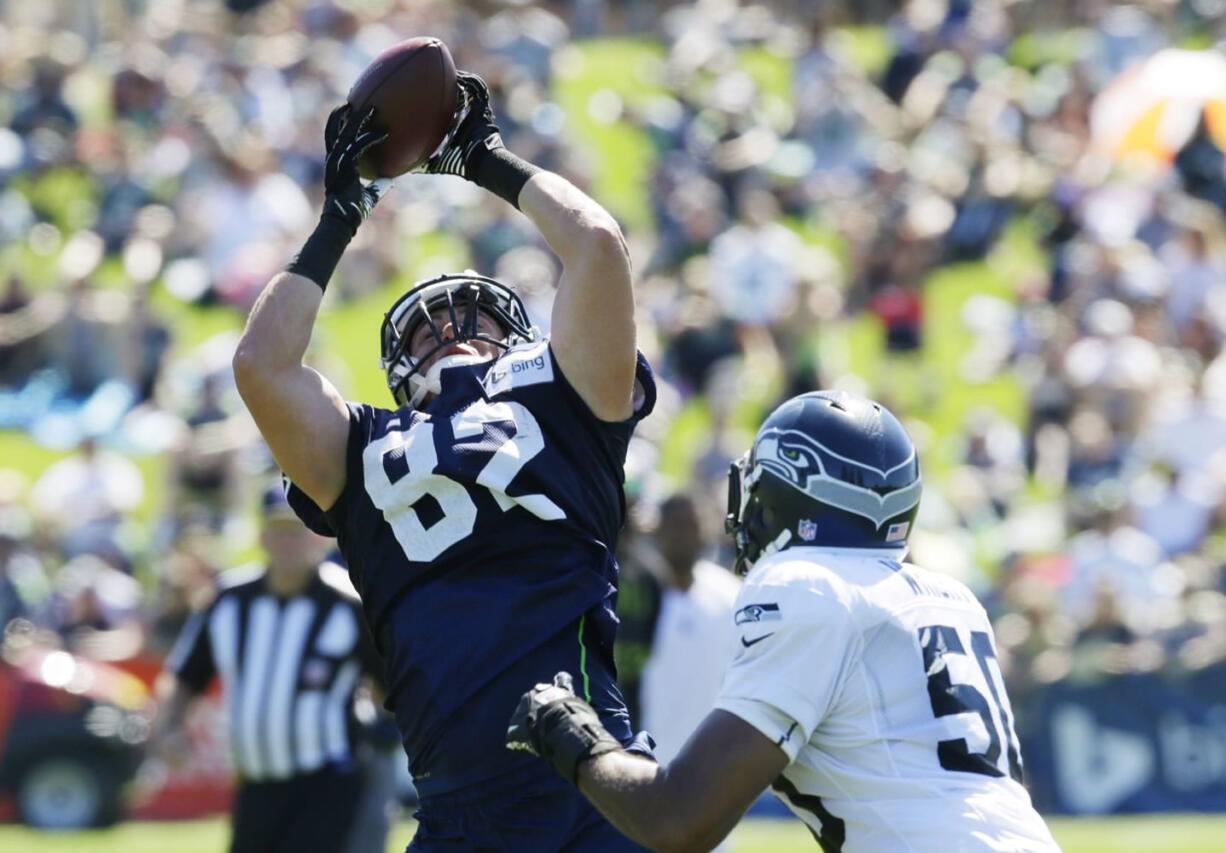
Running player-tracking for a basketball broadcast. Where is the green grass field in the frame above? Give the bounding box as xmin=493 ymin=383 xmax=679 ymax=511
xmin=1 ymin=814 xmax=1225 ymax=852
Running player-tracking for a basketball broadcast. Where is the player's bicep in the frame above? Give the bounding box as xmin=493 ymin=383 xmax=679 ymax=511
xmin=520 ymin=175 xmax=637 ymax=421
xmin=549 ymin=256 xmax=637 ymax=421
xmin=240 ymin=364 xmax=349 ymax=510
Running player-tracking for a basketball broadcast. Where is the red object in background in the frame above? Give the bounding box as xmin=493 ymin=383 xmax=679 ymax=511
xmin=1013 ymin=552 xmax=1075 ymax=587
xmin=0 ymin=668 xmax=15 ymax=823
xmin=0 ymin=647 xmax=233 ymax=825
xmin=869 ymin=284 xmax=924 ymax=352
xmin=0 ymin=645 xmax=150 ymax=827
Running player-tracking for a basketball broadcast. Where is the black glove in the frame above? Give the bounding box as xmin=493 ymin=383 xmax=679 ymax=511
xmin=424 ymin=72 xmax=504 ymax=179
xmin=321 ymin=104 xmax=391 ymax=236
xmin=506 ymin=672 xmax=623 ymax=783
xmin=424 ymin=72 xmax=539 ymax=208
xmin=285 ymin=104 xmax=391 ymax=289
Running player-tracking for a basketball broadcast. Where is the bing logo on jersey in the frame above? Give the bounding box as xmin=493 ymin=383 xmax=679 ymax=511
xmin=489 ymin=354 xmax=546 ymax=383
xmin=484 ymin=341 xmax=553 ymax=396
xmin=735 ymin=603 xmax=781 ymax=625
xmin=798 ymin=518 xmax=817 ymax=541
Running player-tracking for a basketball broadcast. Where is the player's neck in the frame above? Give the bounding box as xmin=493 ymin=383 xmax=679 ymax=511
xmin=667 ymin=567 xmax=694 ymax=592
xmin=264 ymin=565 xmax=315 ymax=598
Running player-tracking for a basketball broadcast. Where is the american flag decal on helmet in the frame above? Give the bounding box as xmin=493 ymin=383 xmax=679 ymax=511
xmin=886 ymin=521 xmax=910 ymax=542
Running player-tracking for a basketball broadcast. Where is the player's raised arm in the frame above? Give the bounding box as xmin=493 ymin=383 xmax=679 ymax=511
xmin=520 ymin=174 xmax=635 ymax=421
xmin=424 ymin=73 xmax=637 ymax=421
xmin=233 ymin=107 xmax=389 ymax=509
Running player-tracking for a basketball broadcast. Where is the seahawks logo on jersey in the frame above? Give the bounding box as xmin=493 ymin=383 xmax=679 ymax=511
xmin=735 ymin=602 xmax=781 ymax=625
xmin=756 ymin=428 xmax=923 ymax=528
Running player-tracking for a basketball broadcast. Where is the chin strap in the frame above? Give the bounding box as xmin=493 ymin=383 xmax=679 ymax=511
xmin=405 ymin=353 xmax=492 ymax=406
xmin=757 ymin=529 xmax=793 ymax=565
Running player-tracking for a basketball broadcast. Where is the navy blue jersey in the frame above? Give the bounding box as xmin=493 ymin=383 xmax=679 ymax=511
xmin=287 ymin=340 xmax=655 ymax=795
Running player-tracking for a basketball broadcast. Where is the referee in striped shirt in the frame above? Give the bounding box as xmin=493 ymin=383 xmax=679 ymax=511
xmin=154 ymin=484 xmax=385 ymax=853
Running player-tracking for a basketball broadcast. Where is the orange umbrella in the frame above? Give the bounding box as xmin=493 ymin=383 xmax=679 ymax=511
xmin=1090 ymin=49 xmax=1226 ymax=169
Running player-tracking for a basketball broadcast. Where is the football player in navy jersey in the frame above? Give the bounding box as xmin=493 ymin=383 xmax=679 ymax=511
xmin=233 ymin=73 xmax=654 ymax=850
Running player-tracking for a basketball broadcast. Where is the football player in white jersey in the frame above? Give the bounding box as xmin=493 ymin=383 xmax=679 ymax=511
xmin=508 ymin=391 xmax=1060 ymax=852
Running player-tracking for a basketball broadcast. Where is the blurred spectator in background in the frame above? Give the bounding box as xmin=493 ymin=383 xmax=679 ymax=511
xmin=54 ymin=280 xmax=125 ymax=400
xmin=868 ymin=281 xmax=924 ymax=353
xmin=187 ymin=145 xmax=312 ymax=308
xmin=124 ymin=287 xmax=172 ymax=404
xmin=10 ymin=60 xmax=77 ymax=138
xmin=708 ymin=190 xmax=803 ymax=326
xmin=30 ymin=437 xmax=142 ymax=558
xmin=145 ymin=527 xmax=221 ymax=655
xmin=165 ymin=374 xmax=244 ymax=534
xmin=0 ymin=502 xmax=45 ymax=633
xmin=0 ymin=277 xmax=53 ymax=387
xmin=610 ymin=488 xmax=666 ymax=728
xmin=1063 ymin=496 xmax=1174 ymax=635
xmin=49 ymin=550 xmax=144 ymax=660
xmin=1175 ymin=110 xmax=1226 ymax=213
xmin=1162 ymin=227 xmax=1220 ymax=337
xmin=639 ymin=492 xmax=740 ymax=765
xmin=344 ymin=692 xmax=403 ymax=853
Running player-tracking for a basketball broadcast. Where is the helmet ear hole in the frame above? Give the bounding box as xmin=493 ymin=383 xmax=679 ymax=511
xmin=752 ymin=501 xmax=774 ymax=540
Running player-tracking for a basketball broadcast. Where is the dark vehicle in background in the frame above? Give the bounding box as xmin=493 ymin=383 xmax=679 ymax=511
xmin=0 ymin=629 xmax=151 ymax=828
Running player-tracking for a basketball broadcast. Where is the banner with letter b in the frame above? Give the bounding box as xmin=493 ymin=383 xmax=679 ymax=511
xmin=1025 ymin=669 xmax=1226 ymax=814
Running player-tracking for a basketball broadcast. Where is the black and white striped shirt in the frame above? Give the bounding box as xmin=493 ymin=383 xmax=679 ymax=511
xmin=166 ymin=563 xmax=383 ymax=782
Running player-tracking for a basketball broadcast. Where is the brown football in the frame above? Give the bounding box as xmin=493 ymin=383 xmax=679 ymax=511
xmin=346 ymin=37 xmax=458 ymax=179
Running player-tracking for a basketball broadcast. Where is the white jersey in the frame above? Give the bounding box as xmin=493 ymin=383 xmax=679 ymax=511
xmin=640 ymin=560 xmax=741 ymax=763
xmin=714 ymin=546 xmax=1058 ymax=852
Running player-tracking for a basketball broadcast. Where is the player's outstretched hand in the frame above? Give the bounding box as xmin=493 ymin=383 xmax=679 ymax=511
xmin=506 ymin=671 xmax=623 ymax=783
xmin=321 ymin=104 xmax=392 ymax=236
xmin=422 ymin=71 xmax=504 ymax=180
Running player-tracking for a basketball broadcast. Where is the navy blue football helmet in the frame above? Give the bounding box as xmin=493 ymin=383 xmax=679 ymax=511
xmin=726 ymin=390 xmax=921 ymax=573
xmin=379 ymin=273 xmax=537 ymax=406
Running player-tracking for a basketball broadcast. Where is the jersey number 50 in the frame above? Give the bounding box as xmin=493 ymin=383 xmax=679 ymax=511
xmin=363 ymin=401 xmax=565 ymax=561
xmin=918 ymin=624 xmax=1023 ymax=783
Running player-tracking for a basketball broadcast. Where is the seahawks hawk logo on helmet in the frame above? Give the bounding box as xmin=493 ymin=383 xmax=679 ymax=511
xmin=755 ymin=428 xmax=922 ymax=529
xmin=726 ymin=391 xmax=921 ymax=573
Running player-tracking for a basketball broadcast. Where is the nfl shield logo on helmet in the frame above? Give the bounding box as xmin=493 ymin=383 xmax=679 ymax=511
xmin=798 ymin=519 xmax=817 ymax=541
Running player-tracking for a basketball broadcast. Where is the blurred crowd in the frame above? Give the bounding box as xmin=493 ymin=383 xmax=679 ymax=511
xmin=3 ymin=0 xmax=1226 ymax=759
